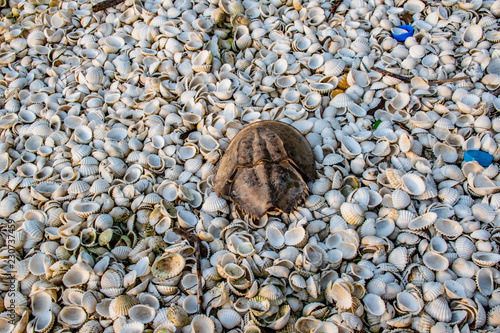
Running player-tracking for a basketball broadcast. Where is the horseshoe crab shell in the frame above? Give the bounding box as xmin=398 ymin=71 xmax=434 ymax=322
xmin=214 ymin=120 xmax=315 ymax=218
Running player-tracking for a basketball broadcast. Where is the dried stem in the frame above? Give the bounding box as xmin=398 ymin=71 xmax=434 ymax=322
xmin=429 ymin=76 xmax=472 ymax=84
xmin=372 ymin=67 xmax=411 ymax=83
xmin=367 ymin=98 xmax=385 ymax=116
xmin=172 ymin=227 xmax=205 ymax=312
xmin=372 ymin=67 xmax=470 ymax=85
xmin=92 ymin=0 xmax=126 ymax=12
xmin=326 ymin=0 xmax=344 ymax=21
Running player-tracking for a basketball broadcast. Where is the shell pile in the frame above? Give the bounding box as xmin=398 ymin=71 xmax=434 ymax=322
xmin=2 ymin=0 xmax=500 ymax=331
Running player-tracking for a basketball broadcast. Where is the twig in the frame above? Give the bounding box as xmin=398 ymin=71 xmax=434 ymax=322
xmin=428 ymin=76 xmax=472 ymax=84
xmin=372 ymin=67 xmax=471 ymax=85
xmin=92 ymin=0 xmax=126 ymax=12
xmin=172 ymin=227 xmax=206 ymax=312
xmin=372 ymin=67 xmax=411 ymax=83
xmin=367 ymin=98 xmax=385 ymax=116
xmin=326 ymin=0 xmax=343 ymax=21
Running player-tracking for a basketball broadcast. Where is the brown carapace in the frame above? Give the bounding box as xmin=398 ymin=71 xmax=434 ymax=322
xmin=214 ymin=120 xmax=316 ymax=219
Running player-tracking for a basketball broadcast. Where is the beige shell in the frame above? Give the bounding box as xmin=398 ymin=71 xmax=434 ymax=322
xmin=488 ymin=305 xmax=500 ymax=326
xmin=109 ymin=295 xmax=139 ymax=320
xmin=62 ymin=263 xmax=91 ymax=287
xmin=58 ymin=306 xmax=87 ymax=328
xmin=340 ymin=202 xmax=365 ymax=226
xmin=422 ymin=282 xmax=444 ymax=302
xmin=191 ymin=314 xmax=215 ymax=333
xmin=167 ymin=304 xmax=189 ymax=327
xmin=396 ymin=291 xmax=423 ymax=314
xmin=101 ymin=269 xmax=123 ymax=289
xmin=129 ymin=304 xmax=156 ymax=323
xmin=387 ymin=246 xmax=408 ymax=271
xmin=408 ymin=212 xmax=437 ymax=230
xmin=284 ymin=227 xmax=309 ymax=247
xmin=151 ymin=253 xmax=186 ymax=279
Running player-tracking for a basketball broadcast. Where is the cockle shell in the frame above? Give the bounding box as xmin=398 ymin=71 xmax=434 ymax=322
xmin=109 ymin=295 xmax=139 ymax=320
xmin=58 ymin=306 xmax=87 ymax=328
xmin=2 ymin=0 xmax=500 ymax=330
xmin=151 ymin=253 xmax=185 ymax=279
xmin=34 ymin=311 xmax=55 ymax=333
xmin=217 ymin=308 xmax=242 ymax=329
xmin=363 ymin=293 xmax=386 ymax=316
xmin=409 ymin=212 xmax=437 ymax=230
xmin=284 ymin=227 xmax=308 ymax=247
xmin=424 ymin=296 xmax=452 ymax=322
xmin=191 ymin=314 xmax=215 ymax=333
xmin=129 ymin=304 xmax=156 ymax=323
xmin=423 ymin=252 xmax=449 ymax=271
xmin=472 ymin=252 xmax=500 ymax=267
xmin=396 ymin=291 xmax=423 ymax=314
xmin=62 ymin=263 xmax=91 ymax=287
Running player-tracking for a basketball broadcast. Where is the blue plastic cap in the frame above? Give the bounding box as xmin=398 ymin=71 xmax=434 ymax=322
xmin=391 ymin=25 xmax=414 ymax=42
xmin=464 ymin=150 xmax=494 ymax=167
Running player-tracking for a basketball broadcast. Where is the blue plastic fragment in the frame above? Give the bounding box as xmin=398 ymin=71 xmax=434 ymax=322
xmin=391 ymin=25 xmax=414 ymax=42
xmin=464 ymin=150 xmax=494 ymax=167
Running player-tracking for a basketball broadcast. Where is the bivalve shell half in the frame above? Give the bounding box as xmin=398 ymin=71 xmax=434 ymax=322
xmin=34 ymin=311 xmax=55 ymax=333
xmin=303 ymin=92 xmax=322 ymax=110
xmin=423 ymin=251 xmax=449 ymax=271
xmin=423 ymin=282 xmax=444 ymax=302
xmin=62 ymin=263 xmax=91 ymax=287
xmin=340 ymin=202 xmax=365 ymax=226
xmin=396 ymin=291 xmax=423 ymax=314
xmin=152 ymin=253 xmax=186 ymax=279
xmin=217 ymin=308 xmax=242 ymax=329
xmin=424 ymin=296 xmax=452 ymax=322
xmin=472 ymin=252 xmax=500 ymax=267
xmin=31 ymin=291 xmax=53 ymax=316
xmin=409 ymin=212 xmax=437 ymax=230
xmin=401 ymin=174 xmax=426 ymax=195
xmin=109 ymin=295 xmax=139 ymax=320
xmin=129 ymin=304 xmax=156 ymax=323
xmin=191 ymin=314 xmax=215 ymax=333
xmin=72 ymin=202 xmax=101 ymax=218
xmin=454 ymin=236 xmax=476 ymax=260
xmin=58 ymin=305 xmax=87 ymax=329
xmin=363 ymin=293 xmax=386 ymax=316
xmin=310 ymin=82 xmax=335 ymax=94
xmin=434 ymin=218 xmax=463 ymax=239
xmin=284 ymin=227 xmax=308 ymax=247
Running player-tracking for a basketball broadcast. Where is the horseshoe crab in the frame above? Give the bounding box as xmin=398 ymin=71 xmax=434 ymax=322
xmin=214 ymin=120 xmax=316 ymax=219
